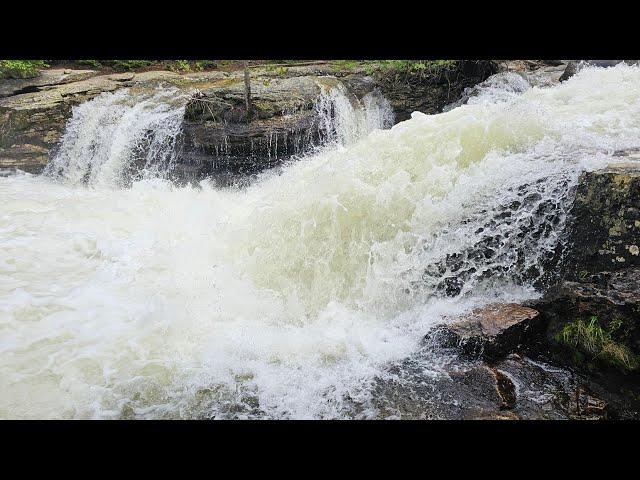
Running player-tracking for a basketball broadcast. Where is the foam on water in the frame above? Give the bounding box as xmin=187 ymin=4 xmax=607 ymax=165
xmin=2 ymin=64 xmax=640 ymax=418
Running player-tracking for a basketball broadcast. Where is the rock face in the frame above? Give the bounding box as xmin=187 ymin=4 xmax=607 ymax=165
xmin=364 ymin=60 xmax=497 ymax=122
xmin=181 ymin=74 xmax=341 ymax=177
xmin=562 ymin=158 xmax=640 ymax=279
xmin=429 ymin=303 xmax=542 ymax=360
xmin=364 ymin=350 xmax=618 ymax=419
xmin=518 ymin=159 xmax=640 ymax=376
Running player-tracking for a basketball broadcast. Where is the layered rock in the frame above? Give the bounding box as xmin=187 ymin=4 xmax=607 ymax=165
xmin=180 ymin=74 xmax=342 ymax=177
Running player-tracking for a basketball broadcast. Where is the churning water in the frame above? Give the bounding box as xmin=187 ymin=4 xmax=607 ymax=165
xmin=2 ymin=65 xmax=640 ymax=418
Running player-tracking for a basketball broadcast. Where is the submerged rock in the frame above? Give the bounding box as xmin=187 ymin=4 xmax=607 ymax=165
xmin=428 ymin=303 xmax=542 ymax=360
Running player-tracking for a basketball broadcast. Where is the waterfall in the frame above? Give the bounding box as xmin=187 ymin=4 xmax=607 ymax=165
xmin=44 ymin=82 xmax=393 ymax=185
xmin=44 ymin=88 xmax=188 ymax=187
xmin=2 ymin=64 xmax=640 ymax=419
xmin=314 ymin=85 xmax=394 ymax=147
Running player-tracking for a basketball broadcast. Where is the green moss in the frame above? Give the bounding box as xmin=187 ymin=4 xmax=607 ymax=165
xmin=0 ymin=60 xmax=49 ymax=79
xmin=556 ymin=316 xmax=639 ymax=373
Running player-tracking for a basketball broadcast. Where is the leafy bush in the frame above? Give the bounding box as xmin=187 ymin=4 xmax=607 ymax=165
xmin=108 ymin=60 xmax=154 ymax=72
xmin=194 ymin=60 xmax=217 ymax=71
xmin=0 ymin=60 xmax=49 ymax=79
xmin=76 ymin=60 xmax=103 ymax=69
xmin=556 ymin=316 xmax=639 ymax=373
xmin=167 ymin=60 xmax=191 ymax=72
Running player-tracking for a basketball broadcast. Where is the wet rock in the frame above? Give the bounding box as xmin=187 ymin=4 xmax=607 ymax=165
xmin=532 ymin=267 xmax=640 ymax=361
xmin=559 ymin=61 xmax=578 ymax=82
xmin=429 ymin=303 xmax=543 ymax=360
xmin=570 ymin=386 xmax=609 ymax=420
xmin=371 ymin=60 xmax=497 ymax=122
xmin=562 ymin=159 xmax=640 ymax=279
xmin=560 ymin=60 xmax=640 ymax=82
xmin=362 ymin=349 xmax=604 ymax=419
xmin=181 ymin=74 xmax=328 ymax=175
xmin=492 ymin=367 xmax=517 ymax=409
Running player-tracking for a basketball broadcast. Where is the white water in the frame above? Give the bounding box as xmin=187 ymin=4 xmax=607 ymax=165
xmin=44 ymin=88 xmax=188 ymax=187
xmin=2 ymin=65 xmax=640 ymax=419
xmin=315 ymin=86 xmax=394 ymax=146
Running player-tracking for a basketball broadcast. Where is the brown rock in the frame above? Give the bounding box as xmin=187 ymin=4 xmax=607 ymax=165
xmin=429 ymin=303 xmax=542 ymax=360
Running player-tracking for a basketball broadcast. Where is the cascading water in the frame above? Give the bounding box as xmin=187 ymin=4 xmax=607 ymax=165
xmin=314 ymin=85 xmax=394 ymax=147
xmin=2 ymin=64 xmax=640 ymax=419
xmin=44 ymin=87 xmax=188 ymax=187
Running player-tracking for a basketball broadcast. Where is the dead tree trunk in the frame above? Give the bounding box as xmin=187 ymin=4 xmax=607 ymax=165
xmin=243 ymin=60 xmax=252 ymax=123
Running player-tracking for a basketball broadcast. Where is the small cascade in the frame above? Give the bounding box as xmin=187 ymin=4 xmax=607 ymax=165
xmin=314 ymin=85 xmax=394 ymax=147
xmin=44 ymin=87 xmax=188 ymax=187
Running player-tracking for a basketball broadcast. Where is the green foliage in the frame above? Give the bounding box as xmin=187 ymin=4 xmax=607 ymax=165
xmin=194 ymin=60 xmax=217 ymax=71
xmin=331 ymin=60 xmax=360 ymax=72
xmin=266 ymin=60 xmax=303 ymax=65
xmin=373 ymin=60 xmax=456 ymax=74
xmin=0 ymin=60 xmax=49 ymax=79
xmin=330 ymin=60 xmax=457 ymax=77
xmin=169 ymin=60 xmax=192 ymax=72
xmin=266 ymin=65 xmax=289 ymax=77
xmin=76 ymin=60 xmax=103 ymax=69
xmin=556 ymin=316 xmax=639 ymax=373
xmin=108 ymin=60 xmax=154 ymax=72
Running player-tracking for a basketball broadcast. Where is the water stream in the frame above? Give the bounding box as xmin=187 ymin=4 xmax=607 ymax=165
xmin=2 ymin=64 xmax=640 ymax=418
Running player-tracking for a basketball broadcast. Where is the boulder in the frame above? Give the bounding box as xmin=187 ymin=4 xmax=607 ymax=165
xmin=428 ymin=303 xmax=542 ymax=360
xmin=560 ymin=60 xmax=640 ymax=82
xmin=562 ymin=158 xmax=640 ymax=279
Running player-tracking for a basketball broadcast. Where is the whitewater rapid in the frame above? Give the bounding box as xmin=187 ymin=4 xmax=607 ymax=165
xmin=2 ymin=64 xmax=640 ymax=419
